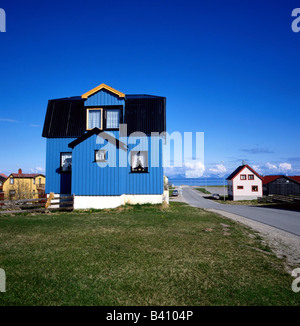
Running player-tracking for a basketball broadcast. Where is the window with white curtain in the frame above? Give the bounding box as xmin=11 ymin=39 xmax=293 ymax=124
xmin=131 ymin=151 xmax=148 ymax=173
xmin=87 ymin=109 xmax=102 ymax=129
xmin=106 ymin=109 xmax=120 ymax=129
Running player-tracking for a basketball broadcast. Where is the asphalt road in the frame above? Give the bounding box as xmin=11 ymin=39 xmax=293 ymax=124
xmin=181 ymin=186 xmax=300 ymax=237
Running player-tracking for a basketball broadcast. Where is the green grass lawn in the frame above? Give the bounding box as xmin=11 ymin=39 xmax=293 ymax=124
xmin=0 ymin=203 xmax=299 ymax=306
xmin=196 ymin=188 xmax=211 ymax=195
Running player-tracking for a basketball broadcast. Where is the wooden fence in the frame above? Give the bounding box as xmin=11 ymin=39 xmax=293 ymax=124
xmin=0 ymin=193 xmax=74 ymax=215
xmin=258 ymin=194 xmax=300 ymax=204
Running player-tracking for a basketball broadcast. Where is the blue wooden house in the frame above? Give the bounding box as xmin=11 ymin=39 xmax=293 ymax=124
xmin=42 ymin=83 xmax=166 ymax=209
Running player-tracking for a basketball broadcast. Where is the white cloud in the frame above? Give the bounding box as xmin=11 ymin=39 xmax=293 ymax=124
xmin=0 ymin=118 xmax=19 ymax=123
xmin=29 ymin=167 xmax=45 ymax=174
xmin=279 ymin=162 xmax=292 ymax=172
xmin=265 ymin=162 xmax=277 ymax=170
xmin=252 ymin=165 xmax=263 ymax=173
xmin=265 ymin=162 xmax=292 ymax=173
xmin=164 ymin=160 xmax=205 ymax=178
xmin=184 ymin=161 xmax=205 ymax=178
xmin=209 ymin=164 xmax=227 ymax=176
xmin=164 ymin=166 xmax=183 ymax=177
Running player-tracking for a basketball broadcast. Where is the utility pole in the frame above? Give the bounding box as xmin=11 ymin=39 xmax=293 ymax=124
xmin=221 ymin=160 xmax=226 ymax=201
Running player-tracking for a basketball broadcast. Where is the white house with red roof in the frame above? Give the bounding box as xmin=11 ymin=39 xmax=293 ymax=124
xmin=226 ymin=164 xmax=263 ymax=201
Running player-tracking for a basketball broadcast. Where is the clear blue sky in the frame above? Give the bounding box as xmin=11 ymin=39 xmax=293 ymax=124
xmin=0 ymin=0 xmax=300 ymax=177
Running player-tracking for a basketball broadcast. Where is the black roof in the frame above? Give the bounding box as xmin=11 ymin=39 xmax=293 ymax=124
xmin=42 ymin=97 xmax=86 ymax=138
xmin=42 ymin=94 xmax=166 ymax=138
xmin=125 ymin=96 xmax=166 ymax=135
xmin=125 ymin=94 xmax=164 ymax=99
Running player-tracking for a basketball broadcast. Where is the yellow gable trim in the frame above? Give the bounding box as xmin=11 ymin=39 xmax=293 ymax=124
xmin=81 ymin=83 xmax=125 ymax=99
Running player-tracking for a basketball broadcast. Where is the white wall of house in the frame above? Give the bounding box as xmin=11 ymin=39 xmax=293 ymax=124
xmin=74 ymin=194 xmax=164 ymax=209
xmin=231 ymin=166 xmax=263 ymax=200
xmin=48 ymin=193 xmax=167 ymax=210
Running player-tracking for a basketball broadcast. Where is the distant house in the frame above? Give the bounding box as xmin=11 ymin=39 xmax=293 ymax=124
xmin=3 ymin=169 xmax=45 ymax=200
xmin=226 ymin=164 xmax=263 ymax=201
xmin=263 ymin=175 xmax=300 ymax=196
xmin=42 ymin=83 xmax=167 ymax=209
xmin=0 ymin=173 xmax=7 ymax=200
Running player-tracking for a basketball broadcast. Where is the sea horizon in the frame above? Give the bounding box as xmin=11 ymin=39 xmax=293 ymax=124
xmin=167 ymin=176 xmax=227 ymax=187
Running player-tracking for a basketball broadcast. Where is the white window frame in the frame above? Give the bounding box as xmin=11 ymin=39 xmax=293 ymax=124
xmin=86 ymin=108 xmax=103 ymax=130
xmin=106 ymin=109 xmax=120 ymax=129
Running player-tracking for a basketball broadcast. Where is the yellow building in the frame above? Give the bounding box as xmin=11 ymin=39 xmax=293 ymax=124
xmin=3 ymin=169 xmax=45 ymax=200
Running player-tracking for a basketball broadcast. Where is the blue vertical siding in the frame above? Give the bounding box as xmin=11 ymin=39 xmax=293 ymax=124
xmin=72 ymin=133 xmax=122 ymax=195
xmin=125 ymin=136 xmax=163 ymax=194
xmin=71 ymin=135 xmax=163 ymax=196
xmin=46 ymin=135 xmax=163 ymax=196
xmin=45 ymin=138 xmax=76 ymax=194
xmin=85 ymin=89 xmax=125 ymax=107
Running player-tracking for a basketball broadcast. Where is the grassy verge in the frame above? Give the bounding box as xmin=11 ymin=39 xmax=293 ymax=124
xmin=196 ymin=188 xmax=211 ymax=195
xmin=212 ymin=198 xmax=300 ymax=211
xmin=0 ymin=203 xmax=298 ymax=306
xmin=216 ymin=199 xmax=259 ymax=205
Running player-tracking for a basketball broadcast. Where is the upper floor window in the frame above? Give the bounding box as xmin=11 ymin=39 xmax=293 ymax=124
xmin=33 ymin=179 xmax=35 ymax=184
xmin=87 ymin=109 xmax=102 ymax=130
xmin=240 ymin=174 xmax=246 ymax=180
xmin=10 ymin=178 xmax=14 ymax=185
xmin=106 ymin=109 xmax=120 ymax=129
xmin=248 ymin=174 xmax=254 ymax=180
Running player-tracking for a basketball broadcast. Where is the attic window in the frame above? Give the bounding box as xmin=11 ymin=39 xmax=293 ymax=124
xmin=87 ymin=108 xmax=102 ymax=130
xmin=10 ymin=178 xmax=14 ymax=185
xmin=106 ymin=109 xmax=120 ymax=129
xmin=248 ymin=174 xmax=254 ymax=180
xmin=240 ymin=174 xmax=246 ymax=180
xmin=131 ymin=151 xmax=148 ymax=173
